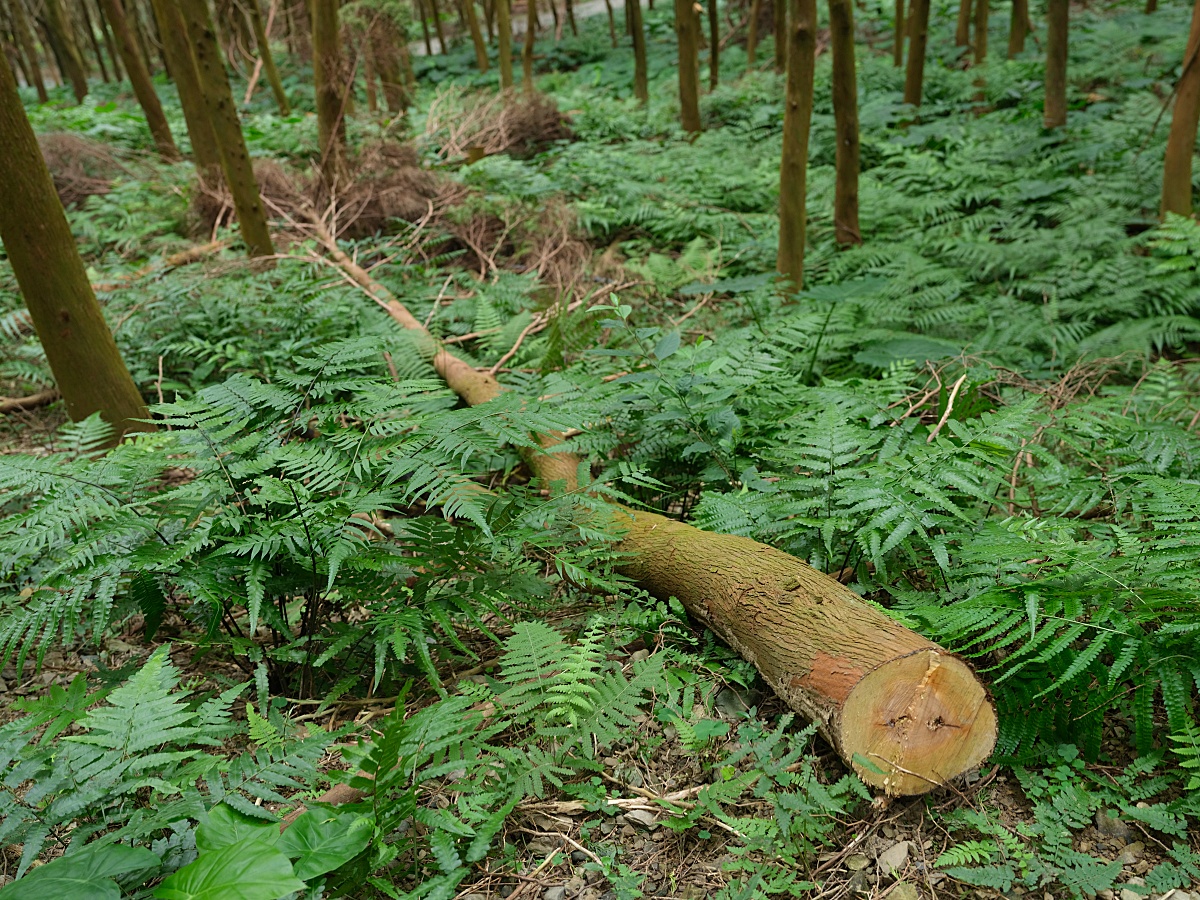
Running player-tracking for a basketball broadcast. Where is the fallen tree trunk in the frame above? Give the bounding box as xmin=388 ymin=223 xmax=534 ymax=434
xmin=309 ymin=220 xmax=997 ymax=795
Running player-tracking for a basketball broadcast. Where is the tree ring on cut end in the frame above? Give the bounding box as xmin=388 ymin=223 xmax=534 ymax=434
xmin=840 ymin=650 xmax=996 ymax=795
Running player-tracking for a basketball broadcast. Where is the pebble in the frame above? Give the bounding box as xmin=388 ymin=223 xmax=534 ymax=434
xmin=876 ymin=841 xmax=911 ymax=877
xmin=1095 ymin=810 xmax=1132 ymax=841
xmin=1116 ymin=841 xmax=1145 ymax=866
xmin=846 ymin=853 xmax=870 ymax=872
xmin=599 ymin=822 xmax=614 ymax=835
xmin=620 ymin=824 xmax=635 ymax=838
xmin=629 ymin=649 xmax=650 ymax=663
xmin=570 ymin=850 xmax=588 ymax=864
xmin=1098 ymin=891 xmax=1114 ymax=900
xmin=544 ymin=888 xmax=567 ymax=900
xmin=890 ymin=884 xmax=919 ymax=900
xmin=1120 ymin=891 xmax=1141 ymax=900
xmin=625 ymin=809 xmax=657 ymax=829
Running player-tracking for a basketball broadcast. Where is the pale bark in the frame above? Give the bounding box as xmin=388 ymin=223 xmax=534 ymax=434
xmin=0 ymin=54 xmax=152 ymax=443
xmin=1162 ymin=0 xmax=1200 ymax=217
xmin=777 ymin=0 xmax=814 ymax=289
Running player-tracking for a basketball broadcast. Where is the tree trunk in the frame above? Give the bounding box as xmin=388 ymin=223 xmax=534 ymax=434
xmin=77 ymin=0 xmax=111 ymax=81
xmin=564 ymin=0 xmax=575 ymax=35
xmin=372 ymin=14 xmax=409 ymax=114
xmin=745 ymin=0 xmax=760 ymax=63
xmin=92 ymin=0 xmax=123 ymax=78
xmin=1145 ymin=0 xmax=1156 ymax=12
xmin=484 ymin=0 xmax=494 ymax=42
xmin=1007 ymin=0 xmax=1025 ymax=56
xmin=3 ymin=13 xmax=34 ymax=88
xmin=0 ymin=55 xmax=152 ymax=443
xmin=954 ymin=0 xmax=968 ymax=47
xmin=127 ymin=0 xmax=155 ymax=73
xmin=429 ymin=0 xmax=447 ymax=52
xmin=828 ymin=0 xmax=859 ymax=246
xmin=777 ymin=0 xmax=814 ymax=289
xmin=495 ymin=0 xmax=512 ymax=87
xmin=973 ymin=0 xmax=986 ymax=65
xmin=771 ymin=0 xmax=784 ymax=70
xmin=8 ymin=0 xmax=47 ymax=101
xmin=547 ymin=0 xmax=559 ymax=40
xmin=417 ymin=0 xmax=433 ymax=55
xmin=148 ymin=0 xmax=221 ymax=179
xmin=902 ymin=0 xmax=927 ymax=106
xmin=99 ymin=0 xmax=179 ymax=159
xmin=892 ymin=0 xmax=902 ymax=66
xmin=311 ymin=0 xmax=345 ymax=188
xmin=36 ymin=19 xmax=66 ymax=87
xmin=675 ymin=0 xmax=701 ymax=131
xmin=1162 ymin=0 xmax=1200 ymax=217
xmin=307 ymin=218 xmax=999 ymax=798
xmin=44 ymin=0 xmax=87 ymax=100
xmin=630 ymin=0 xmax=647 ymax=102
xmin=521 ymin=0 xmax=535 ymax=88
xmin=1043 ymin=0 xmax=1066 ymax=127
xmin=604 ymin=0 xmax=615 ymax=47
xmin=245 ymin=0 xmax=289 ymax=113
xmin=707 ymin=0 xmax=718 ymax=88
xmin=178 ymin=0 xmax=275 ymax=256
xmin=462 ymin=0 xmax=488 ymax=70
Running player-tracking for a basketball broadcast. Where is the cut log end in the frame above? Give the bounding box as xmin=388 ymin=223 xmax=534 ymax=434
xmin=840 ymin=650 xmax=996 ymax=795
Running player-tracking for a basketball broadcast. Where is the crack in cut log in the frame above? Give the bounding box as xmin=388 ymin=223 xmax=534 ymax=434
xmin=306 ymin=217 xmax=997 ymax=796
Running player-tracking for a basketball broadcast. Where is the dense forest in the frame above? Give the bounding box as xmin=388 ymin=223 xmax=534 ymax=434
xmin=1 ymin=0 xmax=1199 ymax=894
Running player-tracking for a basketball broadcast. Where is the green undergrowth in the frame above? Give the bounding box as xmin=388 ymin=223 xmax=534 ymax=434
xmin=2 ymin=0 xmax=1200 ymax=896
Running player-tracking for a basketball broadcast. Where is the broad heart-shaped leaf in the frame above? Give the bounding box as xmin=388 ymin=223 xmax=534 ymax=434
xmin=153 ymin=839 xmax=305 ymax=900
xmin=0 ymin=844 xmax=160 ymax=900
xmin=277 ymin=808 xmax=371 ymax=880
xmin=195 ymin=804 xmax=281 ymax=851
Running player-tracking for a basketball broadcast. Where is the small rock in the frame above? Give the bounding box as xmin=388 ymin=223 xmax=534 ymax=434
xmin=626 ymin=809 xmax=658 ymax=830
xmin=630 ymin=649 xmax=650 ymax=663
xmin=1098 ymin=891 xmax=1115 ymax=900
xmin=1117 ymin=841 xmax=1145 ymax=866
xmin=544 ymin=888 xmax=567 ymax=900
xmin=846 ymin=853 xmax=870 ymax=871
xmin=890 ymin=884 xmax=919 ymax=900
xmin=847 ymin=870 xmax=872 ymax=894
xmin=1120 ymin=891 xmax=1141 ymax=900
xmin=498 ymin=886 xmax=515 ymax=899
xmin=570 ymin=850 xmax=588 ymax=864
xmin=877 ymin=841 xmax=911 ymax=877
xmin=566 ymin=877 xmax=585 ymax=893
xmin=0 ymin=678 xmax=7 ymax=692
xmin=623 ymin=768 xmax=645 ymax=789
xmin=1096 ymin=810 xmax=1132 ymax=841
xmin=713 ymin=686 xmax=751 ymax=719
xmin=882 ymin=823 xmax=898 ymax=839
xmin=600 ymin=822 xmax=615 ymax=835
xmin=620 ymin=824 xmax=636 ymax=838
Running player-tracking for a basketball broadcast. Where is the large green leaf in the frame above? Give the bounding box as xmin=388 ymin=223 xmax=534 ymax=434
xmin=0 ymin=844 xmax=160 ymax=900
xmin=277 ymin=809 xmax=371 ymax=880
xmin=153 ymin=839 xmax=304 ymax=900
xmin=195 ymin=804 xmax=281 ymax=852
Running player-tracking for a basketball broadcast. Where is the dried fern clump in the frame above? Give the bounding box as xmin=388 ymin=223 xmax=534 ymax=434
xmin=37 ymin=132 xmax=128 ymax=207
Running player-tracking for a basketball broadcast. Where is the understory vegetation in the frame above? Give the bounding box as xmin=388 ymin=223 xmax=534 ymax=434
xmin=2 ymin=0 xmax=1200 ymax=897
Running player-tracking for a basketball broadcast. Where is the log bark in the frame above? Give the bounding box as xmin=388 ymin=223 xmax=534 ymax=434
xmin=777 ymin=0 xmax=814 ymax=290
xmin=0 ymin=55 xmax=152 ymax=443
xmin=305 ymin=216 xmax=998 ymax=796
xmin=1161 ymin=0 xmax=1200 ymax=217
xmin=828 ymin=0 xmax=859 ymax=246
xmin=98 ymin=0 xmax=179 ymax=159
xmin=674 ymin=0 xmax=701 ymax=131
xmin=178 ymin=0 xmax=275 ymax=256
xmin=1043 ymin=0 xmax=1067 ymax=127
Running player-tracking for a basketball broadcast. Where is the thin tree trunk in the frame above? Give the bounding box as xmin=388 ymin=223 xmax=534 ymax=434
xmin=707 ymin=0 xmax=718 ymax=88
xmin=1145 ymin=0 xmax=1156 ymax=11
xmin=99 ymin=0 xmax=178 ymax=159
xmin=363 ymin=44 xmax=375 ymax=112
xmin=484 ymin=0 xmax=493 ymax=42
xmin=777 ymin=0 xmax=814 ymax=288
xmin=1162 ymin=0 xmax=1200 ymax=217
xmin=418 ymin=0 xmax=433 ymax=55
xmin=9 ymin=0 xmax=47 ymax=100
xmin=630 ymin=0 xmax=647 ymax=102
xmin=1007 ymin=0 xmax=1025 ymax=56
xmin=246 ymin=0 xmax=289 ymax=113
xmin=675 ymin=0 xmax=701 ymax=130
xmin=127 ymin=0 xmax=153 ymax=73
xmin=178 ymin=0 xmax=275 ymax=256
xmin=522 ymin=0 xmax=535 ymax=89
xmin=372 ymin=15 xmax=409 ymax=113
xmin=954 ymin=0 xmax=968 ymax=47
xmin=771 ymin=0 xmax=784 ymax=70
xmin=892 ymin=0 xmax=902 ymax=65
xmin=148 ymin=0 xmax=221 ymax=178
xmin=0 ymin=55 xmax=152 ymax=443
xmin=1043 ymin=0 xmax=1066 ymax=127
xmin=902 ymin=0 xmax=928 ymax=106
xmin=745 ymin=0 xmax=760 ymax=63
xmin=77 ymin=0 xmax=110 ymax=80
xmin=306 ymin=217 xmax=999 ymax=799
xmin=92 ymin=0 xmax=122 ymax=78
xmin=973 ymin=0 xmax=986 ymax=65
xmin=429 ymin=0 xmax=447 ymax=52
xmin=462 ymin=0 xmax=487 ymax=70
xmin=547 ymin=0 xmax=559 ymax=38
xmin=2 ymin=10 xmax=35 ymax=90
xmin=495 ymin=0 xmax=512 ymax=87
xmin=311 ymin=0 xmax=345 ymax=187
xmin=44 ymin=0 xmax=87 ymax=100
xmin=604 ymin=0 xmax=615 ymax=47
xmin=564 ymin=0 xmax=575 ymax=35
xmin=828 ymin=0 xmax=859 ymax=246
xmin=36 ymin=20 xmax=65 ymax=86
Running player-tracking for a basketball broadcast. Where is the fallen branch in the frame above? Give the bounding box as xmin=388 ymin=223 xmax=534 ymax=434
xmin=0 ymin=388 xmax=60 ymax=414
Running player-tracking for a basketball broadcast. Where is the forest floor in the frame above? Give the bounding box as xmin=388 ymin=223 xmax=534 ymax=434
xmin=3 ymin=0 xmax=1200 ymax=898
